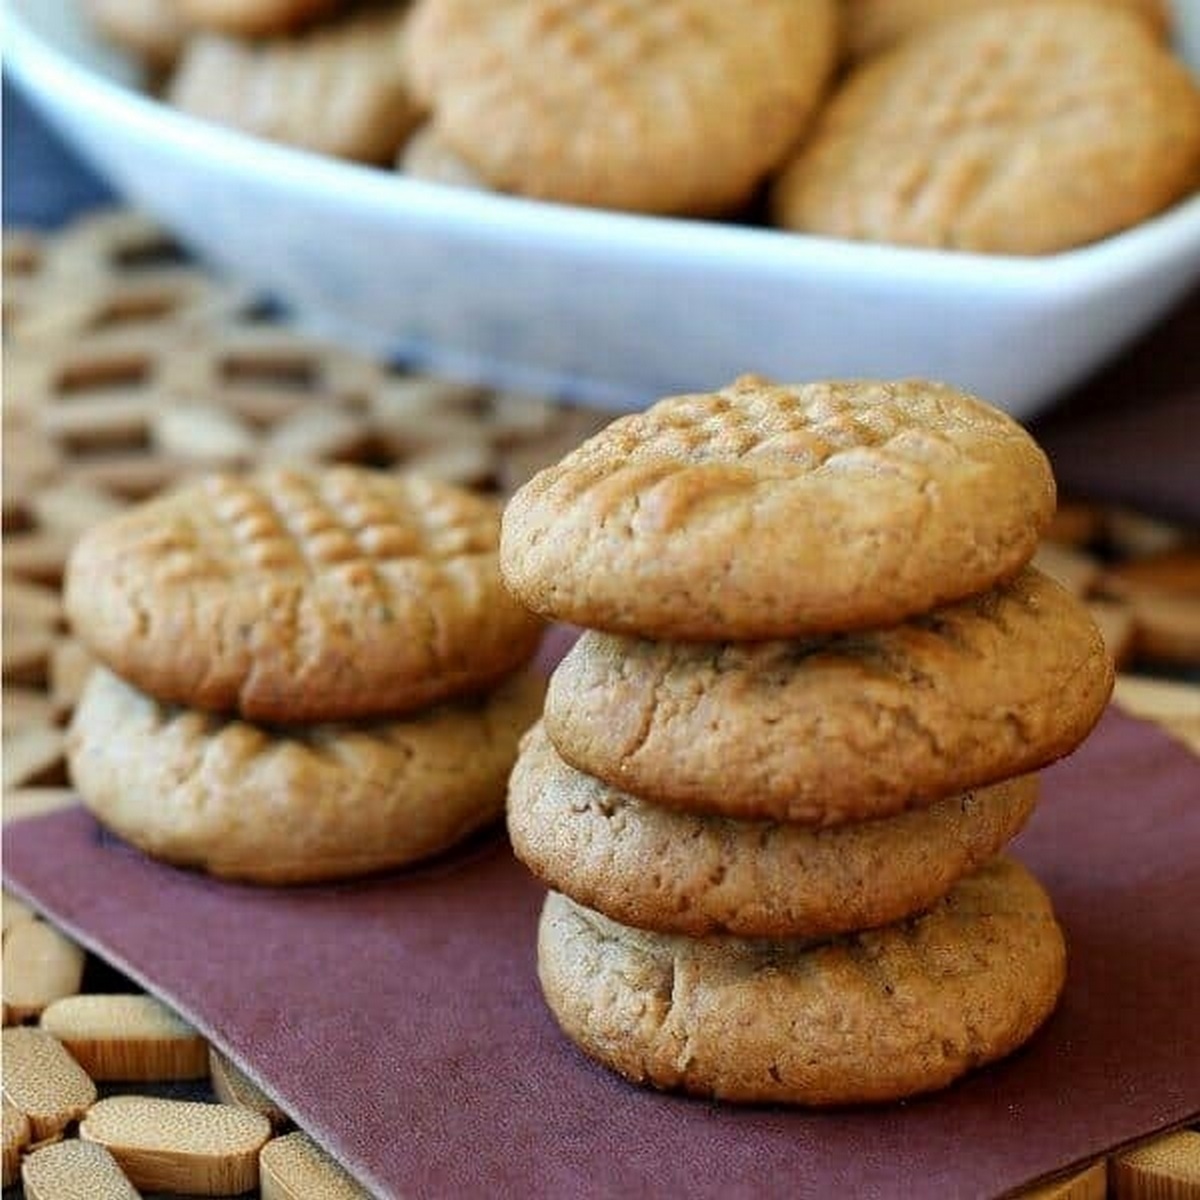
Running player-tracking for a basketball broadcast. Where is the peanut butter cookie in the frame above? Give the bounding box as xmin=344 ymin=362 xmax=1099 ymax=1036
xmin=501 ymin=376 xmax=1055 ymax=639
xmin=68 ymin=666 xmax=544 ymax=884
xmin=842 ymin=0 xmax=1170 ymax=61
xmin=537 ymin=857 xmax=1066 ymax=1105
xmin=509 ymin=723 xmax=1037 ymax=938
xmin=545 ymin=567 xmax=1111 ymax=824
xmin=168 ymin=7 xmax=421 ymax=164
xmin=82 ymin=0 xmax=190 ymax=71
xmin=65 ymin=467 xmax=544 ymax=722
xmin=398 ymin=126 xmax=488 ymax=190
xmin=774 ymin=5 xmax=1200 ymax=254
xmin=405 ymin=0 xmax=838 ymax=214
xmin=176 ymin=0 xmax=341 ymax=38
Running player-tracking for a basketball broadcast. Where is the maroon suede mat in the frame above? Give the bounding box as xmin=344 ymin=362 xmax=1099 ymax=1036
xmin=3 ymin=706 xmax=1199 ymax=1200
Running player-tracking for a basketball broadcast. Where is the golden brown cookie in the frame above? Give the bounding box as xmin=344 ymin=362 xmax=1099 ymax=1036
xmin=537 ymin=857 xmax=1066 ymax=1105
xmin=67 ymin=666 xmax=544 ymax=884
xmin=65 ymin=467 xmax=544 ymax=722
xmin=82 ymin=0 xmax=190 ymax=71
xmin=842 ymin=0 xmax=1171 ymax=61
xmin=167 ymin=7 xmax=421 ymax=164
xmin=405 ymin=0 xmax=838 ymax=215
xmin=773 ymin=5 xmax=1200 ymax=254
xmin=501 ymin=376 xmax=1055 ymax=639
xmin=546 ymin=567 xmax=1111 ymax=824
xmin=398 ymin=125 xmax=488 ymax=190
xmin=509 ymin=723 xmax=1037 ymax=937
xmin=175 ymin=0 xmax=341 ymax=37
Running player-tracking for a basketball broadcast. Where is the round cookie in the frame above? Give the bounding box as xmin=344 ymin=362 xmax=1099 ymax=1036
xmin=405 ymin=0 xmax=838 ymax=216
xmin=842 ymin=0 xmax=1171 ymax=61
xmin=82 ymin=0 xmax=191 ymax=71
xmin=537 ymin=857 xmax=1066 ymax=1105
xmin=773 ymin=5 xmax=1200 ymax=254
xmin=398 ymin=126 xmax=489 ymax=191
xmin=65 ymin=466 xmax=544 ymax=722
xmin=546 ymin=567 xmax=1112 ymax=824
xmin=509 ymin=723 xmax=1038 ymax=938
xmin=168 ymin=7 xmax=422 ymax=165
xmin=175 ymin=0 xmax=341 ymax=37
xmin=502 ymin=376 xmax=1056 ymax=639
xmin=67 ymin=666 xmax=545 ymax=885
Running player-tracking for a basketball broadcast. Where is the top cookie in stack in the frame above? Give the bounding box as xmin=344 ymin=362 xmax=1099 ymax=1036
xmin=501 ymin=376 xmax=1055 ymax=638
xmin=502 ymin=376 xmax=1113 ymax=1106
xmin=68 ymin=465 xmax=542 ymax=722
xmin=63 ymin=466 xmax=545 ymax=883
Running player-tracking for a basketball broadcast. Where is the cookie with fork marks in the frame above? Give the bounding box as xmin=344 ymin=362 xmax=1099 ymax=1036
xmin=65 ymin=466 xmax=544 ymax=721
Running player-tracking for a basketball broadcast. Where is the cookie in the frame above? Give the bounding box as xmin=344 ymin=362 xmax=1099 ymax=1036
xmin=67 ymin=666 xmax=544 ymax=884
xmin=773 ymin=5 xmax=1200 ymax=254
xmin=168 ymin=8 xmax=421 ymax=164
xmin=82 ymin=0 xmax=190 ymax=71
xmin=501 ymin=376 xmax=1055 ymax=639
xmin=842 ymin=0 xmax=1171 ymax=61
xmin=398 ymin=125 xmax=488 ymax=190
xmin=175 ymin=0 xmax=341 ymax=37
xmin=537 ymin=857 xmax=1066 ymax=1105
xmin=65 ymin=467 xmax=544 ymax=722
xmin=546 ymin=567 xmax=1111 ymax=824
xmin=405 ymin=0 xmax=838 ymax=215
xmin=508 ymin=723 xmax=1037 ymax=938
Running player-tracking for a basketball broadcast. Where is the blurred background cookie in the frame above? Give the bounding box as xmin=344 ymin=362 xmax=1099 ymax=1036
xmin=842 ymin=0 xmax=1172 ymax=61
xmin=81 ymin=0 xmax=190 ymax=72
xmin=773 ymin=4 xmax=1200 ymax=253
xmin=405 ymin=0 xmax=838 ymax=214
xmin=168 ymin=5 xmax=421 ymax=163
xmin=176 ymin=0 xmax=343 ymax=38
xmin=397 ymin=124 xmax=488 ymax=189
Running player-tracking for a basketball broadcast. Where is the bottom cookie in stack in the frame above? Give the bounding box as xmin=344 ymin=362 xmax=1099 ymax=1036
xmin=69 ymin=667 xmax=544 ymax=885
xmin=535 ymin=858 xmax=1065 ymax=1106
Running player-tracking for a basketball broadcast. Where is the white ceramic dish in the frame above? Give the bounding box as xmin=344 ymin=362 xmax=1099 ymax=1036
xmin=7 ymin=0 xmax=1200 ymax=415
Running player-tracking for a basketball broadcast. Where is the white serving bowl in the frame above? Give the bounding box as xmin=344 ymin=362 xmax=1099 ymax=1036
xmin=7 ymin=0 xmax=1200 ymax=415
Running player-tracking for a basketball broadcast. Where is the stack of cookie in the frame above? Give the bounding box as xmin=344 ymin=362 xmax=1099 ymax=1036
xmin=502 ymin=376 xmax=1113 ymax=1105
xmin=63 ymin=465 xmax=544 ymax=885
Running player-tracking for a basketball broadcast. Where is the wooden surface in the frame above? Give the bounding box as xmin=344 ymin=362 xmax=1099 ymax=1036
xmin=2 ymin=211 xmax=1198 ymax=1199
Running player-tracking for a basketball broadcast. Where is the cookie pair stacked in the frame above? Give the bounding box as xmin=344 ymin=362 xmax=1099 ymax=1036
xmin=502 ymin=376 xmax=1113 ymax=1105
xmin=63 ymin=466 xmax=544 ymax=884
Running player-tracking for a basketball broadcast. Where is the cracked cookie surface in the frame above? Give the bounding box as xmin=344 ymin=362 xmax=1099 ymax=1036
xmin=501 ymin=376 xmax=1055 ymax=639
xmin=65 ymin=466 xmax=544 ymax=722
xmin=545 ymin=567 xmax=1112 ymax=823
xmin=774 ymin=5 xmax=1200 ymax=253
xmin=537 ymin=857 xmax=1066 ymax=1105
xmin=405 ymin=0 xmax=837 ymax=214
xmin=67 ymin=666 xmax=544 ymax=884
xmin=509 ymin=723 xmax=1037 ymax=937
